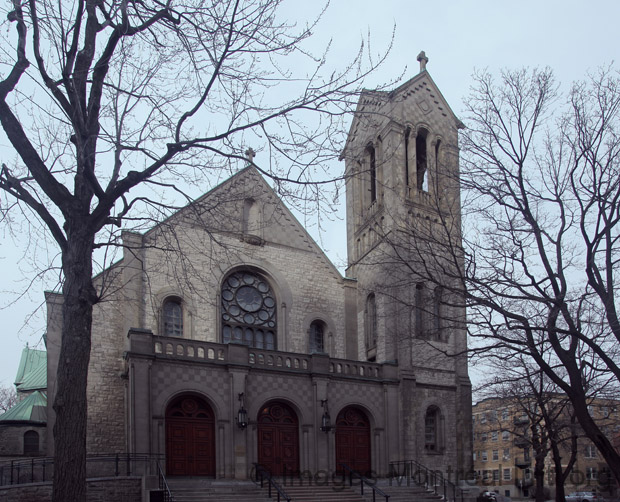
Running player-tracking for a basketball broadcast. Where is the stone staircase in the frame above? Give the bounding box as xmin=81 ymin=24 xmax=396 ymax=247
xmin=164 ymin=476 xmax=446 ymax=501
xmin=166 ymin=478 xmax=270 ymax=502
xmin=367 ymin=479 xmax=446 ymax=502
xmin=272 ymin=478 xmax=366 ymax=501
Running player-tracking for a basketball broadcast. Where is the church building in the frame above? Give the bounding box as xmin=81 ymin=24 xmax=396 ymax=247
xmin=43 ymin=55 xmax=473 ymax=480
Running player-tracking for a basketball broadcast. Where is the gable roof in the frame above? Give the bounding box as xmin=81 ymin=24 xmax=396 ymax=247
xmin=145 ymin=165 xmax=344 ymax=281
xmin=341 ymin=69 xmax=464 ymax=160
xmin=0 ymin=390 xmax=47 ymax=423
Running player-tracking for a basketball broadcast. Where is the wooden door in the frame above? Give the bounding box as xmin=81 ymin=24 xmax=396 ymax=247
xmin=166 ymin=396 xmax=215 ymax=476
xmin=335 ymin=406 xmax=371 ymax=476
xmin=257 ymin=402 xmax=299 ymax=476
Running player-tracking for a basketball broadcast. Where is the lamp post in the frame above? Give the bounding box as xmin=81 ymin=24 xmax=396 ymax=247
xmin=236 ymin=392 xmax=248 ymax=429
xmin=320 ymin=399 xmax=333 ymax=433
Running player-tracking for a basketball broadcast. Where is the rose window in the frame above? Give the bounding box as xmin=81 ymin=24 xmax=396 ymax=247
xmin=221 ymin=271 xmax=276 ymax=349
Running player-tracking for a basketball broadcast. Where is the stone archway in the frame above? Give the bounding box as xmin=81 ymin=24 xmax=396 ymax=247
xmin=257 ymin=401 xmax=299 ymax=476
xmin=335 ymin=406 xmax=371 ymax=475
xmin=166 ymin=395 xmax=215 ymax=476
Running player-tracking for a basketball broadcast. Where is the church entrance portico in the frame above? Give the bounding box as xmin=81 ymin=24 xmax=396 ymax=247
xmin=257 ymin=401 xmax=299 ymax=476
xmin=165 ymin=395 xmax=216 ymax=477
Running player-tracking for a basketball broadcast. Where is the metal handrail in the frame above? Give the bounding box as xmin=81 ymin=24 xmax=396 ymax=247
xmin=156 ymin=460 xmax=174 ymax=502
xmin=339 ymin=463 xmax=390 ymax=502
xmin=0 ymin=453 xmax=163 ymax=487
xmin=253 ymin=463 xmax=291 ymax=502
xmin=389 ymin=459 xmax=464 ymax=502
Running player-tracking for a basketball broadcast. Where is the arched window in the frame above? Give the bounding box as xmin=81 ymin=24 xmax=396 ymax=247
xmin=433 ymin=286 xmax=443 ymax=340
xmin=367 ymin=144 xmax=377 ymax=204
xmin=309 ymin=321 xmax=325 ymax=353
xmin=365 ymin=293 xmax=377 ymax=358
xmin=416 ymin=129 xmax=428 ymax=191
xmin=23 ymin=430 xmax=39 ymax=455
xmin=415 ymin=283 xmax=426 ymax=338
xmin=163 ymin=298 xmax=183 ymax=337
xmin=434 ymin=139 xmax=441 ymax=189
xmin=425 ymin=406 xmax=441 ymax=452
xmin=221 ymin=271 xmax=276 ymax=350
xmin=243 ymin=198 xmax=262 ymax=244
xmin=405 ymin=127 xmax=411 ymax=188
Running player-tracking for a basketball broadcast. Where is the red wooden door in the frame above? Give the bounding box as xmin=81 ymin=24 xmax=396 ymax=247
xmin=257 ymin=402 xmax=299 ymax=476
xmin=166 ymin=396 xmax=215 ymax=476
xmin=335 ymin=406 xmax=371 ymax=475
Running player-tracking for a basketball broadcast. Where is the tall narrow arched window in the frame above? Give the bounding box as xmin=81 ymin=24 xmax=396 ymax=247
xmin=221 ymin=270 xmax=276 ymax=350
xmin=433 ymin=286 xmax=443 ymax=340
xmin=163 ymin=298 xmax=183 ymax=337
xmin=416 ymin=129 xmax=428 ymax=191
xmin=23 ymin=430 xmax=39 ymax=455
xmin=243 ymin=198 xmax=262 ymax=244
xmin=415 ymin=283 xmax=426 ymax=338
xmin=405 ymin=127 xmax=411 ymax=188
xmin=434 ymin=139 xmax=441 ymax=190
xmin=309 ymin=321 xmax=325 ymax=353
xmin=425 ymin=406 xmax=441 ymax=452
xmin=365 ymin=293 xmax=377 ymax=357
xmin=367 ymin=144 xmax=377 ymax=204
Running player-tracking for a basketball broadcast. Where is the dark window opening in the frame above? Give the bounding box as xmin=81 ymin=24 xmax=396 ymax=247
xmin=163 ymin=298 xmax=183 ymax=337
xmin=365 ymin=293 xmax=377 ymax=353
xmin=433 ymin=286 xmax=443 ymax=340
xmin=425 ymin=407 xmax=439 ymax=451
xmin=23 ymin=431 xmax=39 ymax=455
xmin=367 ymin=145 xmax=377 ymax=203
xmin=435 ymin=140 xmax=441 ymax=184
xmin=416 ymin=129 xmax=428 ymax=191
xmin=415 ymin=283 xmax=426 ymax=338
xmin=309 ymin=321 xmax=325 ymax=353
xmin=405 ymin=127 xmax=411 ymax=188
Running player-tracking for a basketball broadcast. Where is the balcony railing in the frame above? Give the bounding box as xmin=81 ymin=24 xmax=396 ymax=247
xmin=128 ymin=330 xmax=396 ymax=382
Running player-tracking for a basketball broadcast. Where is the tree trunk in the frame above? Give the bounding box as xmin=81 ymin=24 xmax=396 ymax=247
xmin=52 ymin=228 xmax=96 ymax=502
xmin=551 ymin=442 xmax=567 ymax=502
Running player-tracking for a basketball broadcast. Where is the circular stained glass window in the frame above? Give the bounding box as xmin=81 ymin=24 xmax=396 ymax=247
xmin=221 ymin=270 xmax=276 ymax=349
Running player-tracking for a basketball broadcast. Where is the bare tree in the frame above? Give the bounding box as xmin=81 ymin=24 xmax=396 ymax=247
xmin=481 ymin=357 xmax=580 ymax=502
xmin=454 ymin=67 xmax=620 ymax=483
xmin=377 ymin=66 xmax=620 ymax=484
xmin=0 ymin=384 xmax=17 ymax=413
xmin=0 ymin=1 xmax=388 ymax=499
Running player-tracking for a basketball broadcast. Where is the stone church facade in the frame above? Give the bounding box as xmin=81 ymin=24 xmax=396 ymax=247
xmin=44 ymin=59 xmax=473 ymax=480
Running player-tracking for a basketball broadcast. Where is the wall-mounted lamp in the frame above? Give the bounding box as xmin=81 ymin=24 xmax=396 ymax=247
xmin=320 ymin=399 xmax=332 ymax=433
xmin=236 ymin=392 xmax=248 ymax=429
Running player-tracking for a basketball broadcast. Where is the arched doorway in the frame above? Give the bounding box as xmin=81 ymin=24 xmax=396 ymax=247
xmin=166 ymin=395 xmax=215 ymax=476
xmin=335 ymin=406 xmax=371 ymax=475
xmin=257 ymin=401 xmax=299 ymax=476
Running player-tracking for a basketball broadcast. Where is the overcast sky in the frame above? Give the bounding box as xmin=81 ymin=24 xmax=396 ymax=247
xmin=1 ymin=0 xmax=619 ymax=388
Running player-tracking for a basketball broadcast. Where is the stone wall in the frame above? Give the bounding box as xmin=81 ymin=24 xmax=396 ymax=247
xmin=0 ymin=425 xmax=46 ymax=457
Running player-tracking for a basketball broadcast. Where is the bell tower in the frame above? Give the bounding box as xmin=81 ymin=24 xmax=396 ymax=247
xmin=342 ymin=53 xmax=472 ymax=472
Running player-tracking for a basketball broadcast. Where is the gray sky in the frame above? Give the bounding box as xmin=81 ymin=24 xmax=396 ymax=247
xmin=1 ymin=0 xmax=619 ymax=387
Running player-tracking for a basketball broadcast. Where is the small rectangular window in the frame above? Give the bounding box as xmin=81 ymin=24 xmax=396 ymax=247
xmin=503 ymin=468 xmax=511 ymax=481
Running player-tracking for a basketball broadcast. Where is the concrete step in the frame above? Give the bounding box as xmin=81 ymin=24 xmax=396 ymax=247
xmin=363 ymin=481 xmax=446 ymax=502
xmin=166 ymin=478 xmax=270 ymax=502
xmin=270 ymin=479 xmax=369 ymax=501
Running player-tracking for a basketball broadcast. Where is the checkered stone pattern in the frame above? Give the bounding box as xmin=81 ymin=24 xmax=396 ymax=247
xmin=328 ymin=380 xmax=384 ymax=421
xmin=150 ymin=362 xmax=232 ymax=413
xmin=246 ymin=371 xmax=313 ymax=404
